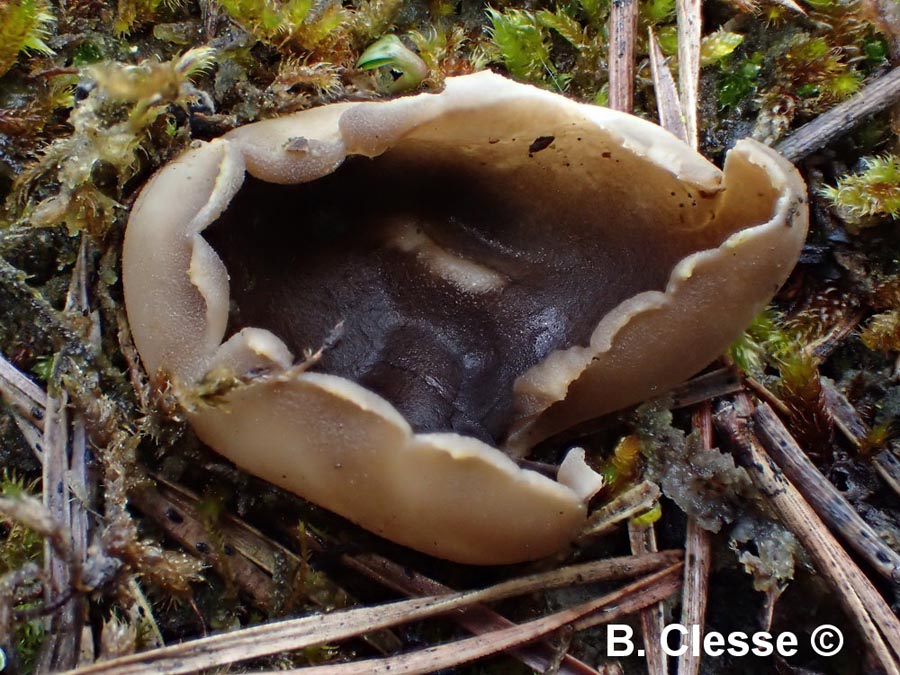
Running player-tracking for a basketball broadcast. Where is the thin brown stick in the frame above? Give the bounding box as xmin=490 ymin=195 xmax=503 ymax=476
xmin=676 ymin=0 xmax=701 ymax=147
xmin=820 ymin=377 xmax=869 ymax=448
xmin=775 ymin=64 xmax=900 ymax=162
xmin=0 ymin=350 xmax=46 ymax=428
xmin=64 ymin=560 xmax=682 ymax=675
xmin=677 ymin=402 xmax=713 ymax=675
xmin=628 ymin=523 xmax=666 ymax=675
xmin=272 ymin=565 xmax=684 ymax=675
xmin=669 ymin=367 xmax=741 ymax=410
xmin=742 ymin=375 xmax=791 ymax=417
xmin=648 ymin=27 xmax=688 ymax=143
xmin=752 ymin=403 xmax=900 ymax=583
xmin=874 ymin=450 xmax=900 ymax=499
xmin=343 ymin=550 xmax=680 ymax=675
xmin=715 ymin=399 xmax=900 ymax=674
xmin=608 ymin=0 xmax=638 ymax=113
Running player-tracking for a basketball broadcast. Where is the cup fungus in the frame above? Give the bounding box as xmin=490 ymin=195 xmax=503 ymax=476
xmin=124 ymin=72 xmax=808 ymax=564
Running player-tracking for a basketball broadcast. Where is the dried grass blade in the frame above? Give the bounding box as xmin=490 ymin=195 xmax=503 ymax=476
xmin=628 ymin=523 xmax=666 ymax=675
xmin=65 ymin=549 xmax=682 ymax=675
xmin=648 ymin=28 xmax=688 ymax=143
xmin=264 ymin=564 xmax=684 ymax=675
xmin=583 ymin=480 xmax=661 ymax=537
xmin=344 ymin=550 xmax=680 ymax=675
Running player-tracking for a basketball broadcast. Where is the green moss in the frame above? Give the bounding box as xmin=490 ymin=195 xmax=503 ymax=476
xmin=718 ymin=52 xmax=763 ymax=109
xmin=7 ymin=46 xmax=216 ymax=236
xmin=727 ymin=308 xmax=792 ymax=377
xmin=860 ymin=309 xmax=900 ymax=352
xmin=821 ymin=155 xmax=900 ymax=222
xmin=700 ymin=29 xmax=743 ymax=67
xmin=0 ymin=0 xmax=55 ymax=77
xmin=486 ymin=7 xmax=566 ymax=90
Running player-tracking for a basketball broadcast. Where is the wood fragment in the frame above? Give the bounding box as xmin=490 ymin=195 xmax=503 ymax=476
xmin=648 ymin=28 xmax=688 ymax=143
xmin=628 ymin=522 xmax=666 ymax=675
xmin=582 ymin=481 xmax=661 ymax=538
xmin=752 ymin=403 xmax=900 ymax=583
xmin=808 ymin=310 xmax=864 ymax=360
xmin=669 ymin=367 xmax=741 ymax=410
xmin=37 ymin=389 xmax=80 ymax=673
xmin=608 ymin=0 xmax=638 ymax=113
xmin=677 ymin=402 xmax=713 ymax=675
xmin=38 ymin=238 xmax=97 ymax=673
xmin=676 ymin=0 xmax=701 ymax=148
xmin=775 ymin=64 xmax=900 ymax=162
xmin=0 ymin=350 xmax=46 ymax=427
xmin=715 ymin=398 xmax=900 ymax=674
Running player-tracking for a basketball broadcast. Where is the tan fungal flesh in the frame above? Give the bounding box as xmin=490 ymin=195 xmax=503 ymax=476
xmin=123 ymin=72 xmax=808 ymax=564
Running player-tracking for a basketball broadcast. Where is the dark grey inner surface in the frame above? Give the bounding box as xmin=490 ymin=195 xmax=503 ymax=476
xmin=204 ymin=152 xmax=673 ymax=444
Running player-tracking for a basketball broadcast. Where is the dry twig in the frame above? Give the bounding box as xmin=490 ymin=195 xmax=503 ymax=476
xmin=775 ymin=64 xmax=900 ymax=162
xmin=582 ymin=481 xmax=661 ymax=538
xmin=608 ymin=0 xmax=638 ymax=113
xmin=628 ymin=523 xmax=666 ymax=675
xmin=677 ymin=402 xmax=713 ymax=675
xmin=64 ymin=561 xmax=683 ymax=675
xmin=264 ymin=566 xmax=684 ymax=675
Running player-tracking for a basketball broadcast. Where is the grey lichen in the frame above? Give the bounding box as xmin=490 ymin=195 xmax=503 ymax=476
xmin=636 ymin=399 xmax=756 ymax=533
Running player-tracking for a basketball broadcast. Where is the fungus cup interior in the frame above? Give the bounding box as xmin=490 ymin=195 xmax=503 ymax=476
xmin=205 ymin=106 xmax=737 ymax=447
xmin=123 ymin=72 xmax=808 ymax=564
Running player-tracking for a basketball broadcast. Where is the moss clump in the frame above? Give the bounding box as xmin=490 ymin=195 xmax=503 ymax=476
xmin=0 ymin=0 xmax=54 ymax=78
xmin=6 ymin=47 xmax=215 ymax=236
xmin=821 ymin=155 xmax=900 ymax=224
xmin=859 ymin=309 xmax=900 ymax=352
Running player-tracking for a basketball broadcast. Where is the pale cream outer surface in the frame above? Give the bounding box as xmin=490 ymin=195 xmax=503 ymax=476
xmin=123 ymin=72 xmax=809 ymax=564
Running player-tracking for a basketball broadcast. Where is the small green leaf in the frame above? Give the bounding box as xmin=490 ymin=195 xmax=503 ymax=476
xmin=357 ymin=35 xmax=428 ymax=93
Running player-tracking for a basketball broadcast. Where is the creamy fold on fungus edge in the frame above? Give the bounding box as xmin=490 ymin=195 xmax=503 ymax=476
xmin=123 ymin=72 xmax=809 ymax=564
